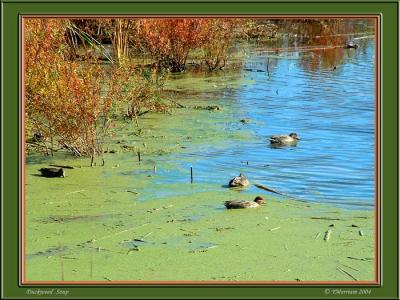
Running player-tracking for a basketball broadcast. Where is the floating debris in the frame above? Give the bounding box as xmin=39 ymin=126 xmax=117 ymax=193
xmin=269 ymin=226 xmax=281 ymax=231
xmin=193 ymin=105 xmax=221 ymax=111
xmin=127 ymin=190 xmax=139 ymax=194
xmin=127 ymin=246 xmax=140 ymax=254
xmin=133 ymin=238 xmax=146 ymax=243
xmin=336 ymin=266 xmax=358 ymax=281
xmin=347 ymin=256 xmax=373 ymax=261
xmin=214 ymin=227 xmax=235 ymax=232
xmin=324 ymin=229 xmax=332 ymax=241
xmin=254 ymin=183 xmax=284 ymax=195
xmin=311 ymin=217 xmax=344 ymax=221
xmin=340 ymin=264 xmax=359 ymax=272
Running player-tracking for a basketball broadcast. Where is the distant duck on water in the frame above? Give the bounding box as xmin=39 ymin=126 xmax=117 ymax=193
xmin=224 ymin=196 xmax=265 ymax=209
xmin=228 ymin=173 xmax=250 ymax=187
xmin=39 ymin=167 xmax=65 ymax=178
xmin=344 ymin=43 xmax=358 ymax=49
xmin=269 ymin=132 xmax=300 ymax=146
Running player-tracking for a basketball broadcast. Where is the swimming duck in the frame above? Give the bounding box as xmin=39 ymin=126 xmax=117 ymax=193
xmin=269 ymin=133 xmax=300 ymax=145
xmin=344 ymin=43 xmax=358 ymax=49
xmin=224 ymin=196 xmax=265 ymax=209
xmin=39 ymin=167 xmax=65 ymax=178
xmin=228 ymin=173 xmax=250 ymax=187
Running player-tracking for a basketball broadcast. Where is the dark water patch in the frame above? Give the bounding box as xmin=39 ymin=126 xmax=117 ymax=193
xmin=188 ymin=242 xmax=217 ymax=253
xmin=26 ymin=245 xmax=69 ymax=259
xmin=38 ymin=213 xmax=118 ymax=224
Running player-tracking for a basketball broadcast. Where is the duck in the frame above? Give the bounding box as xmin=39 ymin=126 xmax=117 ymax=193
xmin=26 ymin=132 xmax=45 ymax=144
xmin=39 ymin=167 xmax=65 ymax=178
xmin=224 ymin=196 xmax=265 ymax=209
xmin=344 ymin=43 xmax=358 ymax=49
xmin=269 ymin=132 xmax=300 ymax=145
xmin=33 ymin=132 xmax=44 ymax=142
xmin=228 ymin=173 xmax=250 ymax=187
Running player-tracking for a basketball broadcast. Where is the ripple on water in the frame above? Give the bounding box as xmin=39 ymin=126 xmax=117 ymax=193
xmin=150 ymin=38 xmax=376 ymax=210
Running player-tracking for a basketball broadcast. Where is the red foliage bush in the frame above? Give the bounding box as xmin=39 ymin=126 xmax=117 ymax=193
xmin=25 ymin=19 xmax=112 ymax=160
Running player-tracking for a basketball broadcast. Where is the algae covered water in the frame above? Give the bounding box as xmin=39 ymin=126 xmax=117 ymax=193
xmin=25 ymin=35 xmax=376 ymax=282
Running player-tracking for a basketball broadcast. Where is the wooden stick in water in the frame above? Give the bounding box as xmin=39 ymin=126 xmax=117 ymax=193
xmin=340 ymin=264 xmax=359 ymax=271
xmin=337 ymin=266 xmax=358 ymax=281
xmin=254 ymin=183 xmax=284 ymax=196
xmin=269 ymin=227 xmax=281 ymax=231
xmin=311 ymin=217 xmax=344 ymax=221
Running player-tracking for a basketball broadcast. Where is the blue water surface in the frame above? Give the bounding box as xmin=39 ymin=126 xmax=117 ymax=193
xmin=148 ymin=37 xmax=376 ymax=210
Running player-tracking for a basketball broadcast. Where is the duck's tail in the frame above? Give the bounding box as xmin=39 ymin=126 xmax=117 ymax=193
xmin=269 ymin=137 xmax=281 ymax=144
xmin=224 ymin=201 xmax=235 ymax=209
xmin=269 ymin=137 xmax=276 ymax=143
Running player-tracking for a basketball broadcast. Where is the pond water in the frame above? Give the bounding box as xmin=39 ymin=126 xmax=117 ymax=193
xmin=26 ymin=25 xmax=376 ymax=210
xmin=144 ymin=36 xmax=375 ymax=210
xmin=24 ymin=21 xmax=377 ymax=282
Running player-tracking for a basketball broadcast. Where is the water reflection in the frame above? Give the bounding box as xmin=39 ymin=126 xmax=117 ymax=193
xmin=252 ymin=19 xmax=375 ymax=73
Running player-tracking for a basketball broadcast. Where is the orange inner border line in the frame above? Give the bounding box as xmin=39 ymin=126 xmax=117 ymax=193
xmin=20 ymin=15 xmax=381 ymax=286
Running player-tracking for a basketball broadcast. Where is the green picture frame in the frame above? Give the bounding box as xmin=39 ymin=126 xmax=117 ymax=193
xmin=1 ymin=0 xmax=398 ymax=299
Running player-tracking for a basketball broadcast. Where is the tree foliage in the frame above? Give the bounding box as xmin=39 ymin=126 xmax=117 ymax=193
xmin=25 ymin=19 xmax=112 ymax=160
xmin=24 ymin=17 xmax=275 ymax=160
xmin=136 ymin=19 xmax=205 ymax=72
xmin=199 ymin=19 xmax=236 ymax=71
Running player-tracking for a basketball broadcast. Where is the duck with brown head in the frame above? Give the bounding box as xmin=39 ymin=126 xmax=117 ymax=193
xmin=269 ymin=132 xmax=300 ymax=146
xmin=224 ymin=196 xmax=266 ymax=209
